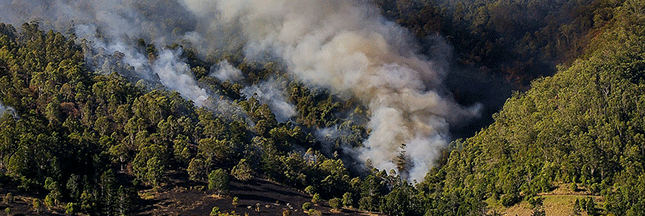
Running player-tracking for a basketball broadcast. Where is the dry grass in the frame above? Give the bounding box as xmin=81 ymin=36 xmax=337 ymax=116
xmin=487 ymin=183 xmax=604 ymax=216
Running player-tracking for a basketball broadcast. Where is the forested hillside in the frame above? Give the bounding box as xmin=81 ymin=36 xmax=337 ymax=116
xmin=0 ymin=22 xmax=374 ymax=215
xmin=0 ymin=0 xmax=644 ymax=215
xmin=420 ymin=0 xmax=645 ymax=215
xmin=377 ymin=0 xmax=614 ymax=87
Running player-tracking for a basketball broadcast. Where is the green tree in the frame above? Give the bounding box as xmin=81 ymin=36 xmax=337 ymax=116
xmin=208 ymin=168 xmax=230 ymax=196
xmin=342 ymin=192 xmax=353 ymax=207
xmin=187 ymin=158 xmax=209 ymax=181
xmin=44 ymin=194 xmax=55 ymax=207
xmin=116 ymin=186 xmax=133 ymax=216
xmin=145 ymin=156 xmax=165 ymax=190
xmin=66 ymin=174 xmax=80 ymax=200
xmin=231 ymin=159 xmax=252 ymax=181
xmin=44 ymin=178 xmax=62 ymax=206
xmin=329 ymin=197 xmax=341 ymax=210
xmin=65 ymin=202 xmax=77 ymax=215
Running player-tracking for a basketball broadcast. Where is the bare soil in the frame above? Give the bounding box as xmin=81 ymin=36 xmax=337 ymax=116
xmin=138 ymin=177 xmax=376 ymax=215
xmin=2 ymin=176 xmax=378 ymax=216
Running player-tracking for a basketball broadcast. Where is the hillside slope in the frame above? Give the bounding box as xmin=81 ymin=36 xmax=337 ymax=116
xmin=418 ymin=0 xmax=645 ymax=214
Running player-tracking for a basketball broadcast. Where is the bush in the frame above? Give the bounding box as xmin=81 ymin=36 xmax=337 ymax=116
xmin=3 ymin=193 xmax=13 ymax=204
xmin=308 ymin=209 xmax=322 ymax=216
xmin=232 ymin=197 xmax=239 ymax=207
xmin=65 ymin=202 xmax=77 ymax=215
xmin=358 ymin=196 xmax=374 ymax=211
xmin=302 ymin=202 xmax=312 ymax=211
xmin=32 ymin=199 xmax=41 ymax=212
xmin=210 ymin=206 xmax=220 ymax=215
xmin=231 ymin=159 xmax=252 ymax=181
xmin=208 ymin=168 xmax=230 ymax=195
xmin=304 ymin=185 xmax=315 ymax=195
xmin=589 ymin=183 xmax=600 ymax=194
xmin=44 ymin=194 xmax=55 ymax=207
xmin=282 ymin=209 xmax=291 ymax=216
xmin=329 ymin=197 xmax=342 ymax=210
xmin=342 ymin=192 xmax=353 ymax=207
xmin=311 ymin=193 xmax=320 ymax=203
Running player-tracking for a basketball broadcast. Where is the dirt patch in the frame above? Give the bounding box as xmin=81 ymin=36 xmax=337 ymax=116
xmin=0 ymin=185 xmax=66 ymax=216
xmin=1 ymin=174 xmax=379 ymax=215
xmin=487 ymin=183 xmax=604 ymax=216
xmin=138 ymin=177 xmax=375 ymax=215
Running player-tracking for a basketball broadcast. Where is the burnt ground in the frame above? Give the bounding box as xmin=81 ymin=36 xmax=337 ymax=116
xmin=139 ymin=177 xmax=377 ymax=215
xmin=0 ymin=187 xmax=65 ymax=216
xmin=1 ymin=172 xmax=382 ymax=216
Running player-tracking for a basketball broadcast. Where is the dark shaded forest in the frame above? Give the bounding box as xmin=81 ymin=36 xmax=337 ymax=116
xmin=1 ymin=0 xmax=645 ymax=215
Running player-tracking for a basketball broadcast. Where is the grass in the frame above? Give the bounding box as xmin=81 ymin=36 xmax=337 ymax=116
xmin=485 ymin=183 xmax=605 ymax=216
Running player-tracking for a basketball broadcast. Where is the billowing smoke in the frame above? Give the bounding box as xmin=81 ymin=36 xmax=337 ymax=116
xmin=1 ymin=0 xmax=481 ymax=181
xmin=1 ymin=0 xmax=212 ymax=106
xmin=76 ymin=26 xmax=209 ymax=106
xmin=240 ymin=78 xmax=296 ymax=123
xmin=181 ymin=0 xmax=480 ymax=181
xmin=210 ymin=60 xmax=243 ymax=82
xmin=154 ymin=49 xmax=209 ymax=106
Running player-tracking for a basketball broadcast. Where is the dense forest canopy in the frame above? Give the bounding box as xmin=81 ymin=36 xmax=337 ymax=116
xmin=0 ymin=0 xmax=644 ymax=215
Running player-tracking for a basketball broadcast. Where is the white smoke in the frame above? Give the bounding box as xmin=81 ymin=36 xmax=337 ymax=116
xmin=209 ymin=60 xmax=243 ymax=82
xmin=154 ymin=49 xmax=209 ymax=106
xmin=74 ymin=24 xmax=210 ymax=106
xmin=0 ymin=0 xmax=238 ymax=116
xmin=314 ymin=125 xmax=348 ymax=156
xmin=181 ymin=0 xmax=481 ymax=181
xmin=0 ymin=102 xmax=17 ymax=119
xmin=240 ymin=78 xmax=296 ymax=123
xmin=0 ymin=0 xmax=482 ymax=182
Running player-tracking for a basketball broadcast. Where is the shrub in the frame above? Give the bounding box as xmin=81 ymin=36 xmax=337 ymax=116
xmin=282 ymin=209 xmax=291 ymax=216
xmin=210 ymin=206 xmax=220 ymax=215
xmin=32 ymin=199 xmax=41 ymax=212
xmin=311 ymin=193 xmax=320 ymax=203
xmin=302 ymin=202 xmax=312 ymax=211
xmin=308 ymin=209 xmax=322 ymax=216
xmin=342 ymin=192 xmax=353 ymax=207
xmin=232 ymin=197 xmax=239 ymax=207
xmin=3 ymin=193 xmax=13 ymax=204
xmin=208 ymin=168 xmax=230 ymax=195
xmin=329 ymin=197 xmax=342 ymax=210
xmin=65 ymin=202 xmax=77 ymax=215
xmin=304 ymin=185 xmax=315 ymax=195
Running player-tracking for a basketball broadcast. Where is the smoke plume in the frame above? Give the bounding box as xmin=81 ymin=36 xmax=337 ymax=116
xmin=240 ymin=78 xmax=297 ymax=123
xmin=210 ymin=60 xmax=243 ymax=82
xmin=1 ymin=0 xmax=481 ymax=181
xmin=181 ymin=0 xmax=480 ymax=181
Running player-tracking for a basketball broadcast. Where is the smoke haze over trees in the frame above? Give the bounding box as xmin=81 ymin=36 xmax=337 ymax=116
xmin=1 ymin=0 xmax=482 ymax=182
xmin=1 ymin=0 xmax=645 ymax=215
